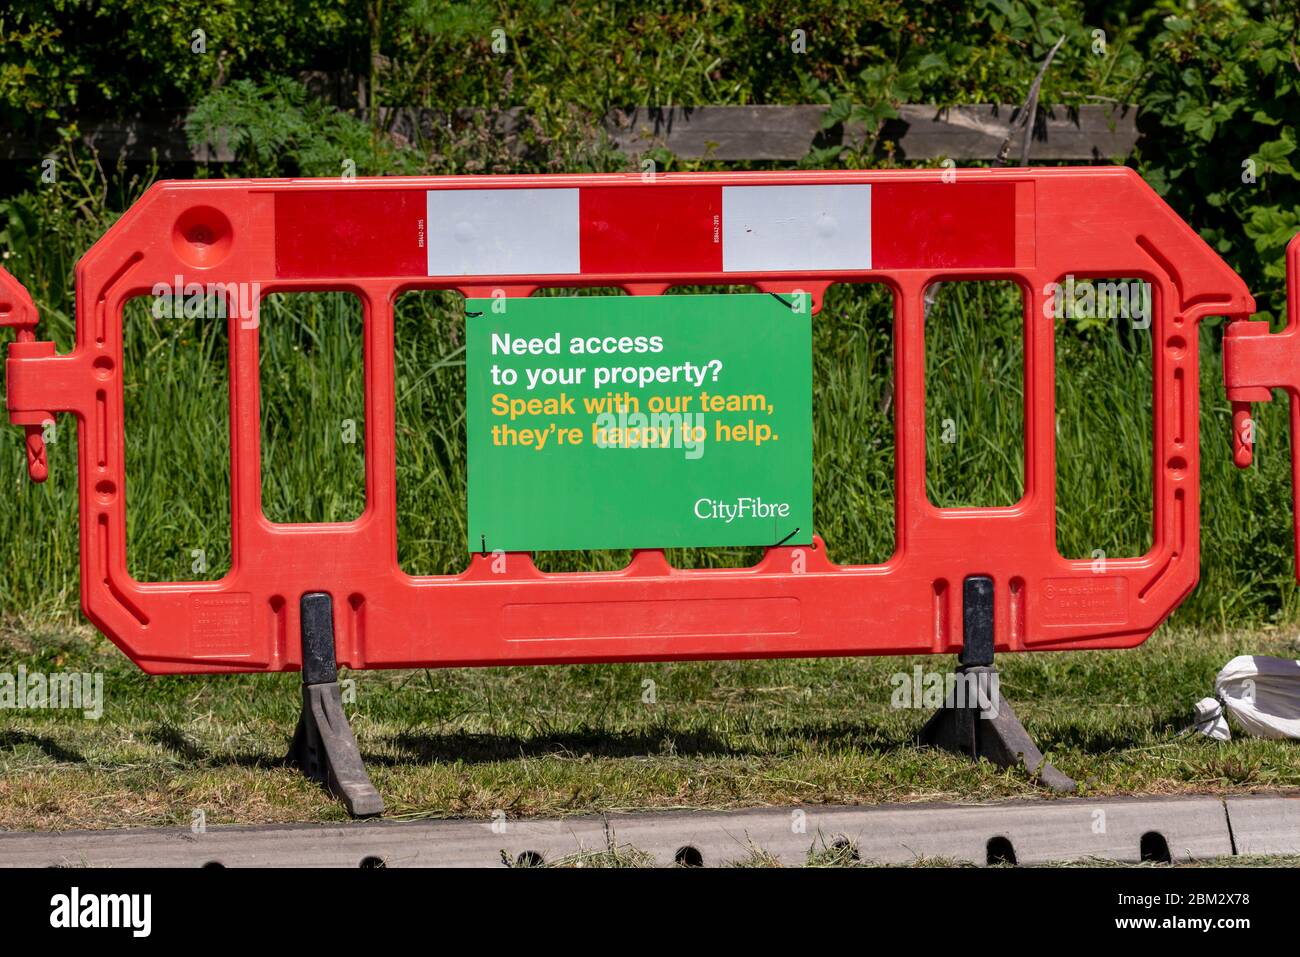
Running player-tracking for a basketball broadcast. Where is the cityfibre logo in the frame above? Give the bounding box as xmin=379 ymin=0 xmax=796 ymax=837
xmin=694 ymin=496 xmax=791 ymax=524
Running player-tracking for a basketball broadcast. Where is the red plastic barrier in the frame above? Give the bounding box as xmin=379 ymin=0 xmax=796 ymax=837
xmin=3 ymin=168 xmax=1262 ymax=674
xmin=1 ymin=265 xmax=50 ymax=482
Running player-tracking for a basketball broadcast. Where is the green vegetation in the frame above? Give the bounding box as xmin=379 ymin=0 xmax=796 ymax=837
xmin=2 ymin=617 xmax=1298 ymax=830
xmin=1 ymin=0 xmax=1297 ymax=624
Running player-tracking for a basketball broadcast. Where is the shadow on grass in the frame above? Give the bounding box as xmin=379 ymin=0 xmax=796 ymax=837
xmin=1036 ymin=710 xmax=1194 ymax=754
xmin=383 ymin=728 xmax=751 ymax=765
xmin=0 ymin=730 xmax=86 ymax=764
xmin=142 ymin=716 xmax=1186 ymax=772
xmin=112 ymin=721 xmax=919 ymax=770
xmin=25 ymin=713 xmax=1192 ymax=775
xmin=148 ymin=722 xmax=209 ymax=762
xmin=379 ymin=720 xmax=923 ymax=766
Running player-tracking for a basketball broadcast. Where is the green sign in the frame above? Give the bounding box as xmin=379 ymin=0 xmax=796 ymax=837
xmin=466 ymin=293 xmax=812 ymax=552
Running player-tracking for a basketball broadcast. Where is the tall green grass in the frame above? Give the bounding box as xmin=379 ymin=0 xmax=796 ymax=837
xmin=925 ymin=281 xmax=1026 ymax=508
xmin=1 ymin=269 xmax=1297 ymax=627
xmin=122 ymin=296 xmax=234 ymax=581
xmin=258 ymin=292 xmax=367 ymax=525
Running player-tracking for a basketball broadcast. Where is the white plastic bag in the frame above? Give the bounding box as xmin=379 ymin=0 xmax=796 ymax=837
xmin=1194 ymin=655 xmax=1300 ymax=740
xmin=1191 ymin=697 xmax=1231 ymax=740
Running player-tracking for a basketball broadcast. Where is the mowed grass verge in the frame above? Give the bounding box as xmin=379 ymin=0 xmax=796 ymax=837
xmin=2 ymin=616 xmax=1298 ymax=831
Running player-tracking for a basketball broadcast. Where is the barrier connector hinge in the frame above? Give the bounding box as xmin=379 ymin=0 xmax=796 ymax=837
xmin=1222 ymin=233 xmax=1300 ymax=579
xmin=1223 ymin=236 xmax=1300 ymax=469
xmin=1223 ymin=315 xmax=1300 ymax=468
xmin=1 ymin=268 xmax=53 ymax=482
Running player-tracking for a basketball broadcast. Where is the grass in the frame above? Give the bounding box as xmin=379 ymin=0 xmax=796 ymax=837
xmin=2 ymin=615 xmax=1299 ymax=831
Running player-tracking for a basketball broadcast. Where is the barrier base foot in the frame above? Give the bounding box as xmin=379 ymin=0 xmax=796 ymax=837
xmin=285 ymin=591 xmax=384 ymax=817
xmin=920 ymin=665 xmax=1076 ymax=793
xmin=288 ymin=682 xmax=385 ymax=817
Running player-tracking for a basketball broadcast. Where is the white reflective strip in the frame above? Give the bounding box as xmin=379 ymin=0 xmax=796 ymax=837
xmin=426 ymin=188 xmax=580 ymax=276
xmin=721 ymin=185 xmax=872 ymax=272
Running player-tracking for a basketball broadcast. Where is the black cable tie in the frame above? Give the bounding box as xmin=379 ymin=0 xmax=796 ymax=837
xmin=774 ymin=526 xmax=800 ymax=547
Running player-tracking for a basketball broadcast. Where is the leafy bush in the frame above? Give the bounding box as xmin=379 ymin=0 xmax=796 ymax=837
xmin=186 ymin=77 xmax=425 ymax=177
xmin=2 ymin=0 xmax=1300 ymax=627
xmin=1137 ymin=5 xmax=1300 ymax=322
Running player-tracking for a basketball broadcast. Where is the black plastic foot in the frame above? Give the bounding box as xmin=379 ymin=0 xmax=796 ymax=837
xmin=919 ymin=576 xmax=1076 ymax=793
xmin=286 ymin=593 xmax=384 ymax=817
xmin=920 ymin=665 xmax=1076 ymax=792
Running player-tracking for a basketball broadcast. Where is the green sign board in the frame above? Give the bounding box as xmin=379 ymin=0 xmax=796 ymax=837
xmin=466 ymin=293 xmax=813 ymax=553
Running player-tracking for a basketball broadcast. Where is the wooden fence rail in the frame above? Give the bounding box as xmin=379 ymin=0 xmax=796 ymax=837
xmin=1 ymin=104 xmax=1137 ymax=165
